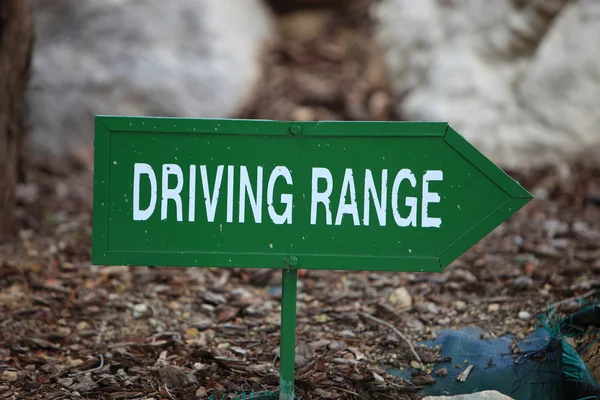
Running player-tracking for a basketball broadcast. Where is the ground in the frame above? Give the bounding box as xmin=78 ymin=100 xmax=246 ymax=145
xmin=1 ymin=156 xmax=600 ymax=400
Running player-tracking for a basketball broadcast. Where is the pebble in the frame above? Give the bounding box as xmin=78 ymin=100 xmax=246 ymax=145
xmin=518 ymin=311 xmax=531 ymax=320
xmin=1 ymin=370 xmax=17 ymax=383
xmin=488 ymin=304 xmax=500 ymax=312
xmin=512 ymin=276 xmax=533 ymax=290
xmin=132 ymin=303 xmax=152 ymax=319
xmin=454 ymin=301 xmax=467 ymax=311
xmin=76 ymin=321 xmax=90 ymax=331
xmin=435 ymin=367 xmax=448 ymax=377
xmin=58 ymin=378 xmax=73 ymax=387
xmin=388 ymin=287 xmax=412 ymax=308
xmin=451 ymin=269 xmax=477 ymax=283
xmin=191 ymin=317 xmax=213 ymax=331
xmin=372 ymin=372 xmax=385 ymax=382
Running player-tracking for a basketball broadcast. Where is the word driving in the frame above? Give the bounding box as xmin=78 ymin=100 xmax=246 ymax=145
xmin=132 ymin=163 xmax=444 ymax=228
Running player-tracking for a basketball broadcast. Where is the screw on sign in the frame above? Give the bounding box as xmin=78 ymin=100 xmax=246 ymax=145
xmin=92 ymin=116 xmax=533 ymax=399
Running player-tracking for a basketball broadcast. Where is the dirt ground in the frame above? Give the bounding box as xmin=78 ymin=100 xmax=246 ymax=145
xmin=2 ymin=3 xmax=600 ymax=399
xmin=2 ymin=152 xmax=600 ymax=400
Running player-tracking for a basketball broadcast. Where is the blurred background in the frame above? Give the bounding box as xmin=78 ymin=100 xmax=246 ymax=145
xmin=2 ymin=0 xmax=599 ymax=222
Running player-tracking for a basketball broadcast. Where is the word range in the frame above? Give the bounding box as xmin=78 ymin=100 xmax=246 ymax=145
xmin=132 ymin=163 xmax=444 ymax=228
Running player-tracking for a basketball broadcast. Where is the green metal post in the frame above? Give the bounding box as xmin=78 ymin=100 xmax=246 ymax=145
xmin=279 ymin=267 xmax=298 ymax=400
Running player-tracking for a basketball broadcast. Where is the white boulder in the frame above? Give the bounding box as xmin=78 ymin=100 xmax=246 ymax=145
xmin=375 ymin=0 xmax=600 ymax=170
xmin=26 ymin=0 xmax=275 ymax=160
xmin=423 ymin=390 xmax=514 ymax=400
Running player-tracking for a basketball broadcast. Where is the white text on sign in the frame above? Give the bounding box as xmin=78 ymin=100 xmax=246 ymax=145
xmin=132 ymin=164 xmax=443 ymax=228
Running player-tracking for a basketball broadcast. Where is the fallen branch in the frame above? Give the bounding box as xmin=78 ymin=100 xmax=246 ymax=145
xmin=70 ymin=354 xmax=104 ymax=377
xmin=360 ymin=312 xmax=424 ymax=370
xmin=551 ymin=289 xmax=597 ymax=310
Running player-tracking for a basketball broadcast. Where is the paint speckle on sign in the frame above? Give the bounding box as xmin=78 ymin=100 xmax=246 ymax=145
xmin=269 ymin=243 xmax=273 ymax=249
xmin=113 ymin=161 xmax=117 ymax=165
xmin=408 ymin=249 xmax=412 ymax=253
xmin=220 ymin=224 xmax=223 ymax=232
xmin=457 ymin=205 xmax=461 ymax=210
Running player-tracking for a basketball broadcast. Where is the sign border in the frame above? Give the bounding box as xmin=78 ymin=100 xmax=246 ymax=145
xmin=92 ymin=115 xmax=532 ymax=272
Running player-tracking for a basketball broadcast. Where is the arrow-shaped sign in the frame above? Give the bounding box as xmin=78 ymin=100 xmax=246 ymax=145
xmin=92 ymin=116 xmax=533 ymax=272
xmin=92 ymin=116 xmax=533 ymax=400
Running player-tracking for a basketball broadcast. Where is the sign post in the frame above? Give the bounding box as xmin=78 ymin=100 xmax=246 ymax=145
xmin=92 ymin=116 xmax=533 ymax=399
xmin=279 ymin=267 xmax=298 ymax=400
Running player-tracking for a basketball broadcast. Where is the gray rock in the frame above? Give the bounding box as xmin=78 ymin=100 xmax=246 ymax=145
xmin=518 ymin=310 xmax=531 ymax=320
xmin=26 ymin=0 xmax=274 ymax=160
xmin=423 ymin=390 xmax=515 ymax=400
xmin=191 ymin=317 xmax=213 ymax=331
xmin=512 ymin=276 xmax=533 ymax=290
xmin=132 ymin=303 xmax=151 ymax=319
xmin=375 ymin=0 xmax=600 ymax=170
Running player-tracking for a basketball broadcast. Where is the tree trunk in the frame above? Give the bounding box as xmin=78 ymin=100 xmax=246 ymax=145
xmin=0 ymin=0 xmax=34 ymax=240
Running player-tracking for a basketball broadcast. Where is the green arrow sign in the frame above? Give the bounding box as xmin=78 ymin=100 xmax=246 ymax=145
xmin=92 ymin=116 xmax=532 ymax=271
xmin=92 ymin=116 xmax=532 ymax=400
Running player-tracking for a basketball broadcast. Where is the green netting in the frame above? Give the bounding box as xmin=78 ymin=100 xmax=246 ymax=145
xmin=386 ymin=306 xmax=600 ymax=400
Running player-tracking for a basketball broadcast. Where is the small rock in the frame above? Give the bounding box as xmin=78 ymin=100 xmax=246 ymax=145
xmin=454 ymin=301 xmax=467 ymax=312
xmin=488 ymin=304 xmax=500 ymax=312
xmin=159 ymin=365 xmax=197 ymax=388
xmin=416 ymin=302 xmax=439 ymax=314
xmin=435 ymin=367 xmax=448 ymax=377
xmin=328 ymin=341 xmax=347 ymax=351
xmin=389 ymin=287 xmax=412 ymax=308
xmin=191 ymin=317 xmax=213 ymax=331
xmin=545 ymin=219 xmax=569 ymax=238
xmin=1 ymin=370 xmax=17 ymax=383
xmin=406 ymin=317 xmax=424 ymax=332
xmin=57 ymin=377 xmax=73 ymax=387
xmin=291 ymin=106 xmax=315 ymax=121
xmin=512 ymin=276 xmax=534 ymax=290
xmin=340 ymin=330 xmax=355 ymax=338
xmin=518 ymin=311 xmax=531 ymax=320
xmin=199 ymin=291 xmax=227 ymax=305
xmin=76 ymin=321 xmax=90 ymax=331
xmin=132 ymin=303 xmax=152 ymax=319
xmin=450 ymin=269 xmax=477 ymax=283
xmin=423 ymin=390 xmax=515 ymax=399
xmin=372 ymin=372 xmax=385 ymax=382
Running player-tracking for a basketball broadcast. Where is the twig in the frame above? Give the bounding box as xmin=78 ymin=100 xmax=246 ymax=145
xmin=483 ymin=296 xmax=513 ymax=303
xmin=360 ymin=312 xmax=424 ymax=370
xmin=457 ymin=365 xmax=473 ymax=382
xmin=70 ymin=354 xmax=104 ymax=377
xmin=551 ymin=290 xmax=596 ymax=309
